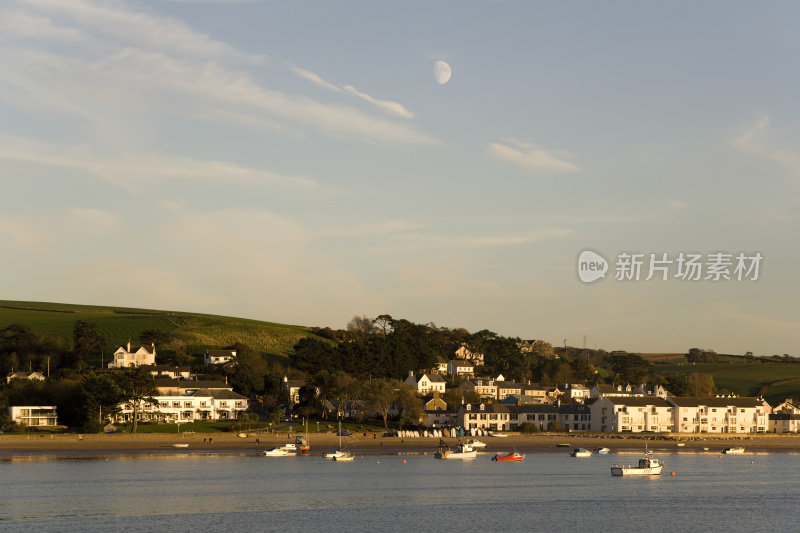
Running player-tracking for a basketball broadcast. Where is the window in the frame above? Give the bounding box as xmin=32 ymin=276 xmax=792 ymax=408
xmin=172 ymin=401 xmax=181 ymax=408
xmin=184 ymin=402 xmax=192 ymax=408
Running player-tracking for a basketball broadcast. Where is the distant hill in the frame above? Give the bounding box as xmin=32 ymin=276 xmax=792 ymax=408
xmin=0 ymin=300 xmax=318 ymax=358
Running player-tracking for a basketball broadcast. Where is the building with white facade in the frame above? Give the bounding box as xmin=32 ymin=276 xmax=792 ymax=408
xmin=769 ymin=401 xmax=800 ymax=433
xmin=108 ymin=341 xmax=156 ymax=368
xmin=669 ymin=396 xmax=768 ymax=434
xmin=8 ymin=406 xmax=58 ymax=427
xmin=114 ymin=389 xmax=248 ymax=424
xmin=590 ymin=396 xmax=674 ymax=433
xmin=204 ymin=349 xmax=236 ymax=366
xmin=404 ymin=372 xmax=446 ymax=394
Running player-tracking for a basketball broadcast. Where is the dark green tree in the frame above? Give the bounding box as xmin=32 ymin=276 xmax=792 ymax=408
xmin=113 ymin=367 xmax=157 ymax=433
xmin=72 ymin=320 xmax=105 ymax=370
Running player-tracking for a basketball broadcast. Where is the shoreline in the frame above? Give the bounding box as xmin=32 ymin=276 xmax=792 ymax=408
xmin=3 ymin=432 xmax=800 ymax=459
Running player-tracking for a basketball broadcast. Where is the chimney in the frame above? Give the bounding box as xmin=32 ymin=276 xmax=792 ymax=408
xmin=127 ymin=340 xmax=131 ymax=352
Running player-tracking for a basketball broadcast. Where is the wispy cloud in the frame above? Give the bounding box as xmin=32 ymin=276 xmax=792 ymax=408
xmin=735 ymin=115 xmax=800 ymax=176
xmin=487 ymin=139 xmax=579 ymax=173
xmin=0 ymin=135 xmax=317 ymax=192
xmin=291 ymin=66 xmax=415 ymax=119
xmin=2 ymin=0 xmax=432 ymax=145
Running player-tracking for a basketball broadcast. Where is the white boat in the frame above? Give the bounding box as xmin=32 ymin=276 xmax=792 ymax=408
xmin=489 ymin=432 xmax=508 ymax=438
xmin=280 ymin=443 xmax=297 ymax=452
xmin=611 ymin=452 xmax=664 ymax=476
xmin=262 ymin=448 xmax=291 ymax=456
xmin=466 ymin=439 xmax=487 ymax=449
xmin=570 ymin=448 xmax=592 ymax=458
xmin=592 ymin=447 xmax=610 ymax=455
xmin=435 ymin=442 xmax=478 ymax=459
xmin=333 ymin=451 xmax=354 ymax=461
xmin=324 ymin=450 xmax=348 ymax=459
xmin=722 ymin=447 xmax=745 ymax=454
xmin=172 ymin=443 xmax=189 ymax=448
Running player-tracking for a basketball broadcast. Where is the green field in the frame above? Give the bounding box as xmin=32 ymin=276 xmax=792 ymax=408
xmin=653 ymin=360 xmax=800 ymax=405
xmin=0 ymin=300 xmax=317 ymax=358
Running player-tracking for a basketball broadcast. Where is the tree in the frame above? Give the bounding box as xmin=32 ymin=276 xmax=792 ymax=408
xmin=72 ymin=321 xmax=105 ymax=369
xmin=396 ymin=384 xmax=423 ymax=428
xmin=686 ymin=373 xmax=716 ymax=397
xmin=80 ymin=372 xmax=123 ymax=431
xmin=346 ymin=315 xmax=373 ymax=339
xmin=113 ymin=367 xmax=158 ymax=433
xmin=363 ymin=378 xmax=397 ymax=430
xmin=227 ymin=344 xmax=268 ymax=397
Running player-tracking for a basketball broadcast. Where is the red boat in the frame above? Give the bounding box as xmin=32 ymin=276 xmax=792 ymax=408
xmin=492 ymin=451 xmax=525 ymax=462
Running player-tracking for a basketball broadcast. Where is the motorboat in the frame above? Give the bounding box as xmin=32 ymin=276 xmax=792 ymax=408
xmin=280 ymin=443 xmax=297 ymax=452
xmin=466 ymin=439 xmax=487 ymax=449
xmin=611 ymin=452 xmax=663 ymax=476
xmin=333 ymin=451 xmax=354 ymax=462
xmin=570 ymin=448 xmax=592 ymax=458
xmin=722 ymin=447 xmax=745 ymax=454
xmin=488 ymin=432 xmax=508 ymax=438
xmin=492 ymin=451 xmax=525 ymax=462
xmin=295 ymin=435 xmax=310 ymax=453
xmin=324 ymin=450 xmax=348 ymax=460
xmin=592 ymin=447 xmax=610 ymax=455
xmin=262 ymin=448 xmax=291 ymax=456
xmin=435 ymin=442 xmax=478 ymax=459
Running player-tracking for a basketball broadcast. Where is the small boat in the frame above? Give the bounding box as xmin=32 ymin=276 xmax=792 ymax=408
xmin=324 ymin=450 xmax=348 ymax=460
xmin=592 ymin=447 xmax=610 ymax=455
xmin=172 ymin=443 xmax=189 ymax=448
xmin=570 ymin=448 xmax=592 ymax=458
xmin=333 ymin=451 xmax=354 ymax=462
xmin=466 ymin=439 xmax=487 ymax=449
xmin=676 ymin=442 xmax=685 ymax=447
xmin=492 ymin=451 xmax=525 ymax=462
xmin=611 ymin=452 xmax=663 ymax=476
xmin=295 ymin=435 xmax=310 ymax=453
xmin=489 ymin=432 xmax=508 ymax=438
xmin=262 ymin=448 xmax=291 ymax=456
xmin=279 ymin=443 xmax=297 ymax=452
xmin=237 ymin=432 xmax=247 ymax=438
xmin=722 ymin=447 xmax=745 ymax=454
xmin=555 ymin=443 xmax=570 ymax=448
xmin=435 ymin=442 xmax=478 ymax=459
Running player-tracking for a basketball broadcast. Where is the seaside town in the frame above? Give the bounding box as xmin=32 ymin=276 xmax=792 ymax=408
xmin=3 ymin=325 xmax=799 ymax=438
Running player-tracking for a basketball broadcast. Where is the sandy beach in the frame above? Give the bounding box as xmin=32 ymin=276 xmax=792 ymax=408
xmin=3 ymin=431 xmax=800 ymax=459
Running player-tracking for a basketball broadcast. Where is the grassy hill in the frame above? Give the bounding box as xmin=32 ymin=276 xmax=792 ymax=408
xmin=0 ymin=300 xmax=317 ymax=359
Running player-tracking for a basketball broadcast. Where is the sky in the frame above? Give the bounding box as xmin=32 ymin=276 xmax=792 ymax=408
xmin=1 ymin=0 xmax=799 ymax=356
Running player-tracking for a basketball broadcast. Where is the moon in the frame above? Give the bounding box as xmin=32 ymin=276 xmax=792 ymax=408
xmin=433 ymin=60 xmax=452 ymax=85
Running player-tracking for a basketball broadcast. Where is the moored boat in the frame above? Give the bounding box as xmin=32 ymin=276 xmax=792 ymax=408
xmin=570 ymin=448 xmax=592 ymax=458
xmin=611 ymin=453 xmax=663 ymax=476
xmin=466 ymin=439 xmax=487 ymax=449
xmin=262 ymin=447 xmax=291 ymax=456
xmin=333 ymin=451 xmax=354 ymax=461
xmin=592 ymin=447 xmax=610 ymax=455
xmin=722 ymin=447 xmax=745 ymax=454
xmin=435 ymin=442 xmax=478 ymax=459
xmin=492 ymin=451 xmax=525 ymax=462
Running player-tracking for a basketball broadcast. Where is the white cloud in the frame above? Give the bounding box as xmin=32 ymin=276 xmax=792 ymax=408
xmin=0 ymin=135 xmax=318 ymax=192
xmin=2 ymin=1 xmax=433 ymax=146
xmin=487 ymin=140 xmax=579 ymax=173
xmin=735 ymin=115 xmax=800 ymax=176
xmin=291 ymin=66 xmax=415 ymax=119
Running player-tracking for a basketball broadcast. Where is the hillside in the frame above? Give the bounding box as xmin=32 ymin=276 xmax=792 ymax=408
xmin=0 ymin=300 xmax=317 ymax=358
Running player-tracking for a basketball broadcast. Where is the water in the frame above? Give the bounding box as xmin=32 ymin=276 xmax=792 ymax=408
xmin=0 ymin=452 xmax=797 ymax=532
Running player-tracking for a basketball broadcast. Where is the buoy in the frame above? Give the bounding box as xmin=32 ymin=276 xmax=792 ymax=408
xmin=402 ymin=459 xmax=406 ymax=463
xmin=670 ymin=471 xmax=676 ymax=476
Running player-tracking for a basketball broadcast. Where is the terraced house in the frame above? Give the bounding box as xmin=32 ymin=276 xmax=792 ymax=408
xmin=669 ymin=396 xmax=768 ymax=434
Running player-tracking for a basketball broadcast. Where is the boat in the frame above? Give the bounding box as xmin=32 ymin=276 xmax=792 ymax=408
xmin=466 ymin=439 xmax=487 ymax=449
xmin=592 ymin=447 xmax=610 ymax=455
xmin=279 ymin=443 xmax=297 ymax=452
xmin=611 ymin=452 xmax=664 ymax=476
xmin=570 ymin=448 xmax=592 ymax=458
xmin=172 ymin=443 xmax=189 ymax=448
xmin=295 ymin=435 xmax=310 ymax=453
xmin=556 ymin=443 xmax=570 ymax=448
xmin=492 ymin=451 xmax=525 ymax=462
xmin=326 ymin=420 xmax=350 ymax=460
xmin=489 ymin=432 xmax=508 ymax=438
xmin=262 ymin=448 xmax=291 ymax=456
xmin=333 ymin=451 xmax=354 ymax=461
xmin=722 ymin=447 xmax=745 ymax=454
xmin=435 ymin=442 xmax=478 ymax=459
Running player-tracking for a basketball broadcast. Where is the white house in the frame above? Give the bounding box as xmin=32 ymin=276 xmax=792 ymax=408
xmin=669 ymin=396 xmax=769 ymax=434
xmin=589 ymin=396 xmax=674 ymax=433
xmin=769 ymin=400 xmax=800 ymax=433
xmin=108 ymin=341 xmax=156 ymax=368
xmin=8 ymin=406 xmax=58 ymax=427
xmin=204 ymin=349 xmax=236 ymax=366
xmin=404 ymin=372 xmax=446 ymax=395
xmin=447 ymin=359 xmax=474 ymax=377
xmin=562 ymin=383 xmax=590 ymax=401
xmin=6 ymin=371 xmax=46 ymax=384
xmin=114 ymin=389 xmax=248 ymax=424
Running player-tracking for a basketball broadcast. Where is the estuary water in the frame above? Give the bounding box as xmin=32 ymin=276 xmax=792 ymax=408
xmin=0 ymin=451 xmax=797 ymax=532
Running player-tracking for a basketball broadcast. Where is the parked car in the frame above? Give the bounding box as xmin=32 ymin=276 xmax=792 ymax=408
xmin=336 ymin=429 xmax=353 ymax=436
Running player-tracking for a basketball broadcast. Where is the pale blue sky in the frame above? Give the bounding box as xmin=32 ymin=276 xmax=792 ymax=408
xmin=1 ymin=0 xmax=798 ymax=355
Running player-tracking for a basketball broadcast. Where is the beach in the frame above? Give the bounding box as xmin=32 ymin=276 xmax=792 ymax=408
xmin=3 ymin=431 xmax=800 ymax=459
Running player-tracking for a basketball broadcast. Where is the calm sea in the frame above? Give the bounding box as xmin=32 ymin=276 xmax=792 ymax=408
xmin=0 ymin=451 xmax=797 ymax=532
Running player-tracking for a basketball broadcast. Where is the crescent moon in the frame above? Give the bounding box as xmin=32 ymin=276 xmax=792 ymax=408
xmin=433 ymin=60 xmax=452 ymax=85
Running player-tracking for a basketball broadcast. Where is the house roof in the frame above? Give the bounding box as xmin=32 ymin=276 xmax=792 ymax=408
xmin=668 ymin=397 xmax=765 ymax=408
xmin=603 ymin=397 xmax=672 ymax=407
xmin=191 ymin=388 xmax=247 ymax=400
xmin=421 ymin=373 xmax=446 ymax=383
xmin=155 ymin=378 xmax=231 ymax=390
xmin=206 ymin=350 xmax=236 ymax=357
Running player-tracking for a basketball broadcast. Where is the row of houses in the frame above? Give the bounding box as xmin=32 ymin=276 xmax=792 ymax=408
xmin=417 ymin=394 xmax=799 ymax=434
